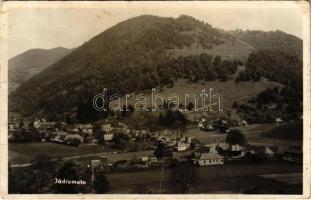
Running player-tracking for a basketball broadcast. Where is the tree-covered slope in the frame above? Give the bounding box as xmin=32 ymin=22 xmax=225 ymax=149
xmin=8 ymin=47 xmax=71 ymax=92
xmin=9 ymin=15 xmax=303 ymax=121
xmin=9 ymin=15 xmax=245 ymax=118
xmin=229 ymin=30 xmax=302 ymax=58
xmin=237 ymin=49 xmax=302 ymax=87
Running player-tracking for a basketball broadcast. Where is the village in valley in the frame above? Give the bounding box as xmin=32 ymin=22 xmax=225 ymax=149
xmin=8 ymin=105 xmax=303 ymax=194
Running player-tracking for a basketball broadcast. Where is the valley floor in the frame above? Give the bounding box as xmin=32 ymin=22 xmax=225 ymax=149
xmin=8 ymin=123 xmax=303 ymax=194
xmin=106 ymin=161 xmax=302 ymax=194
xmin=9 ymin=123 xmax=301 ymax=166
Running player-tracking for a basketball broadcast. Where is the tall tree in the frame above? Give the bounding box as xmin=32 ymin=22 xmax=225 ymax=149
xmin=226 ymin=129 xmax=247 ymax=146
xmin=154 ymin=142 xmax=172 ymax=159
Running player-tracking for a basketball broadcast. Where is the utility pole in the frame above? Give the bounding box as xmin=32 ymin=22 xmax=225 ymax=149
xmin=91 ymin=168 xmax=95 ymax=193
xmin=38 ymin=170 xmax=41 ymax=193
xmin=159 ymin=160 xmax=164 ymax=194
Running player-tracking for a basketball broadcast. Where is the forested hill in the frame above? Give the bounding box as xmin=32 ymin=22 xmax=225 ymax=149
xmin=8 ymin=47 xmax=71 ymax=92
xmin=229 ymin=30 xmax=302 ymax=58
xmin=9 ymin=15 xmax=244 ymax=118
xmin=9 ymin=15 xmax=302 ymax=120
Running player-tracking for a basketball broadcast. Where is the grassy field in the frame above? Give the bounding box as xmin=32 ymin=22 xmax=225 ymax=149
xmin=262 ymin=120 xmax=303 ymax=140
xmin=8 ymin=151 xmax=33 ymax=165
xmin=168 ymin=39 xmax=254 ymax=62
xmin=10 ymin=160 xmax=301 ymax=194
xmin=115 ymin=68 xmax=283 ymax=126
xmin=106 ymin=161 xmax=302 ymax=194
xmin=121 ymin=78 xmax=282 ymax=114
xmin=184 ymin=123 xmax=301 ymax=153
xmin=9 ymin=142 xmax=110 ymax=164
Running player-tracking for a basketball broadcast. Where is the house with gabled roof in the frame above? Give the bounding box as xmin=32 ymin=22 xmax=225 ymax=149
xmin=195 ymin=152 xmax=224 ymax=166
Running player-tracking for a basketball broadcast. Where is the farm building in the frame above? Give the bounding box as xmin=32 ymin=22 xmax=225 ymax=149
xmin=246 ymin=145 xmax=274 ymax=156
xmin=176 ymin=142 xmax=188 ymax=151
xmin=196 ymin=153 xmax=224 ymax=166
xmin=240 ymin=120 xmax=248 ymax=126
xmin=50 ymin=131 xmax=68 ymax=143
xmin=275 ymin=118 xmax=283 ymax=123
xmin=104 ymin=133 xmax=114 ymax=141
xmin=101 ymin=124 xmax=114 ymax=132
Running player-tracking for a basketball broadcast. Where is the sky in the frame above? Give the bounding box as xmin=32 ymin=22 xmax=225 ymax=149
xmin=5 ymin=1 xmax=305 ymax=58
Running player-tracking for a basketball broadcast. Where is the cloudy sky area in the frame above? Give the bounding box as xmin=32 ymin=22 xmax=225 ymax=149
xmin=7 ymin=1 xmax=305 ymax=58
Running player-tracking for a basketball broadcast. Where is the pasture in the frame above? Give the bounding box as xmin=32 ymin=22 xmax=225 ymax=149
xmin=9 ymin=142 xmax=109 ymax=164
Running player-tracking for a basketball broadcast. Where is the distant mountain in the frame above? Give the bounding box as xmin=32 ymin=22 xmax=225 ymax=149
xmin=229 ymin=29 xmax=302 ymax=57
xmin=9 ymin=47 xmax=72 ymax=92
xmin=9 ymin=15 xmax=302 ymax=121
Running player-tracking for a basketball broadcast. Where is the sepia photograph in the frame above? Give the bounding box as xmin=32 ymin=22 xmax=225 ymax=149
xmin=0 ymin=1 xmax=310 ymax=198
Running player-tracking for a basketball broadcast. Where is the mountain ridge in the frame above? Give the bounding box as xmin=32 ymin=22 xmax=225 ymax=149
xmin=229 ymin=29 xmax=302 ymax=57
xmin=9 ymin=47 xmax=72 ymax=92
xmin=9 ymin=15 xmax=302 ymax=121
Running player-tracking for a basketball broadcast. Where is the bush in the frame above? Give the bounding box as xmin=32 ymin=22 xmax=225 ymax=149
xmin=226 ymin=129 xmax=247 ymax=146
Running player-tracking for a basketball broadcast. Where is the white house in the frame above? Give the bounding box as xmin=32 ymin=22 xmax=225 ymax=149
xmin=176 ymin=142 xmax=188 ymax=151
xmin=196 ymin=153 xmax=224 ymax=166
xmin=264 ymin=147 xmax=275 ymax=156
xmin=8 ymin=123 xmax=15 ymax=132
xmin=104 ymin=133 xmax=114 ymax=141
xmin=246 ymin=145 xmax=275 ymax=157
xmin=33 ymin=119 xmax=41 ymax=129
xmin=275 ymin=118 xmax=283 ymax=123
xmin=198 ymin=122 xmax=204 ymax=128
xmin=90 ymin=160 xmax=103 ymax=170
xmin=72 ymin=128 xmax=79 ymax=133
xmin=230 ymin=144 xmax=244 ymax=151
xmin=102 ymin=124 xmax=114 ymax=132
xmin=76 ymin=124 xmax=93 ymax=134
xmin=240 ymin=120 xmax=248 ymax=126
xmin=185 ymin=137 xmax=193 ymax=144
xmin=141 ymin=156 xmax=149 ymax=162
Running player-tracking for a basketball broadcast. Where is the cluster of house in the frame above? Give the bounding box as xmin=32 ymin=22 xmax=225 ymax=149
xmin=197 ymin=118 xmax=248 ymax=133
xmin=193 ymin=143 xmax=277 ymax=166
xmin=9 ymin=116 xmax=94 ymax=145
xmin=87 ymin=141 xmax=278 ymax=172
xmin=100 ymin=123 xmax=133 ymax=142
xmin=196 ymin=115 xmax=287 ymax=133
xmin=155 ymin=130 xmax=199 ymax=151
xmin=98 ymin=128 xmax=278 ymax=169
xmin=8 ymin=112 xmax=153 ymax=147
